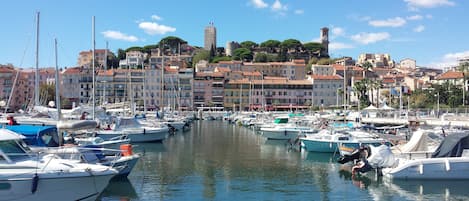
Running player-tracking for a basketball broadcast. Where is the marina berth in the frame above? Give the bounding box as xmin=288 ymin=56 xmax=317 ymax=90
xmin=0 ymin=129 xmax=117 ymax=201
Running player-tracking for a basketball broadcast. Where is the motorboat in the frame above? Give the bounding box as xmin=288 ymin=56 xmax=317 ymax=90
xmin=300 ymin=129 xmax=390 ymax=153
xmin=96 ymin=117 xmax=169 ymax=142
xmin=0 ymin=128 xmax=117 ymax=201
xmin=382 ymin=132 xmax=469 ymax=180
xmin=5 ymin=125 xmax=139 ymax=178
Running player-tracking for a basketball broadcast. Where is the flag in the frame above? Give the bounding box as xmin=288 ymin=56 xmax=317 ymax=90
xmin=401 ymin=86 xmax=411 ymax=94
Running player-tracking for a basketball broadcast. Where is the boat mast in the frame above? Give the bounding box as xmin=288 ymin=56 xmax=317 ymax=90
xmin=54 ymin=38 xmax=61 ymax=121
xmin=34 ymin=12 xmax=40 ymax=106
xmin=54 ymin=38 xmax=63 ymax=145
xmin=92 ymin=16 xmax=96 ymax=120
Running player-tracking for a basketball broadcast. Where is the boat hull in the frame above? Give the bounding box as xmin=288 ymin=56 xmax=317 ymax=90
xmin=383 ymin=157 xmax=469 ymax=180
xmin=301 ymin=139 xmax=385 ymax=153
xmin=97 ymin=129 xmax=169 ymax=143
xmin=261 ymin=129 xmax=298 ymax=140
xmin=0 ymin=172 xmax=114 ymax=201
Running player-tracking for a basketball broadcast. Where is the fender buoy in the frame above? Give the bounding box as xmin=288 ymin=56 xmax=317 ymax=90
xmin=120 ymin=144 xmax=133 ymax=156
xmin=31 ymin=173 xmax=39 ymax=194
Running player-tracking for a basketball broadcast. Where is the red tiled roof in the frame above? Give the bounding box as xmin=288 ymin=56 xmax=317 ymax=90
xmin=215 ymin=67 xmax=231 ymax=72
xmin=228 ymin=79 xmax=311 ymax=85
xmin=436 ymin=71 xmax=463 ymax=80
xmin=264 ymin=76 xmax=287 ymax=80
xmin=310 ymin=75 xmax=343 ymax=80
xmin=332 ymin=64 xmax=363 ymax=71
xmin=242 ymin=71 xmax=262 ymax=76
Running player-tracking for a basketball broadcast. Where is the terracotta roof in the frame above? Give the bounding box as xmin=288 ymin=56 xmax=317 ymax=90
xmin=383 ymin=78 xmax=395 ymax=83
xmin=310 ymin=75 xmax=343 ymax=80
xmin=97 ymin=70 xmax=114 ymax=76
xmin=332 ymin=64 xmax=363 ymax=71
xmin=242 ymin=71 xmax=262 ymax=76
xmin=195 ymin=72 xmax=224 ymax=77
xmin=264 ymin=76 xmax=287 ymax=80
xmin=164 ymin=66 xmax=179 ymax=73
xmin=0 ymin=66 xmax=16 ymax=73
xmin=228 ymin=79 xmax=311 ymax=85
xmin=62 ymin=67 xmax=82 ymax=75
xmin=436 ymin=71 xmax=463 ymax=80
xmin=215 ymin=67 xmax=231 ymax=72
xmin=218 ymin=61 xmax=242 ymax=64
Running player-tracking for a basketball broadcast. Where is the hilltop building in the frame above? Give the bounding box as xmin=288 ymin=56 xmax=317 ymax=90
xmin=204 ymin=22 xmax=217 ymax=51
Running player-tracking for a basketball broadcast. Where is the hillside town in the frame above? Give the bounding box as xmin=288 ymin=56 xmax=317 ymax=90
xmin=2 ymin=24 xmax=465 ymax=114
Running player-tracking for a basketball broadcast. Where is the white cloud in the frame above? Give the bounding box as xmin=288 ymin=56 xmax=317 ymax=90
xmin=271 ymin=0 xmax=287 ymax=11
xmin=369 ymin=17 xmax=406 ymax=27
xmin=101 ymin=30 xmax=138 ymax=42
xmin=404 ymin=0 xmax=455 ymax=8
xmin=294 ymin=9 xmax=304 ymax=15
xmin=426 ymin=14 xmax=433 ymax=19
xmin=407 ymin=15 xmax=423 ymax=20
xmin=250 ymin=0 xmax=268 ymax=8
xmin=351 ymin=32 xmax=390 ymax=44
xmin=329 ymin=42 xmax=354 ymax=51
xmin=151 ymin=15 xmax=162 ymax=21
xmin=428 ymin=50 xmax=469 ymax=68
xmin=138 ymin=22 xmax=176 ymax=35
xmin=311 ymin=37 xmax=321 ymax=43
xmin=331 ymin=27 xmax=345 ymax=37
xmin=413 ymin=25 xmax=425 ymax=32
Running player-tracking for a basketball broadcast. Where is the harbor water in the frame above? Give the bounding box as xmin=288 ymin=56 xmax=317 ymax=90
xmin=99 ymin=121 xmax=469 ymax=201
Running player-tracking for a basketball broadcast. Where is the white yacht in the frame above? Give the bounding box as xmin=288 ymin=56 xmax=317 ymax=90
xmin=382 ymin=132 xmax=469 ymax=180
xmin=96 ymin=117 xmax=169 ymax=142
xmin=0 ymin=129 xmax=117 ymax=201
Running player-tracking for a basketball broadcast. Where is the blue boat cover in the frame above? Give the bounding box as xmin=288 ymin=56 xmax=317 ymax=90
xmin=5 ymin=125 xmax=59 ymax=147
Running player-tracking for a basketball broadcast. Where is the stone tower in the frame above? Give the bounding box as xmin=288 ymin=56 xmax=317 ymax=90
xmin=204 ymin=22 xmax=217 ymax=51
xmin=320 ymin=27 xmax=329 ymax=56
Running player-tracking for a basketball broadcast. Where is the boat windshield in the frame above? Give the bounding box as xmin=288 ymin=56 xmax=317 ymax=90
xmin=0 ymin=140 xmax=30 ymax=160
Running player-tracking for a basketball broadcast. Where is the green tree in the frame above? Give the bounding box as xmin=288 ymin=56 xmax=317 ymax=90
xmin=158 ymin=36 xmax=187 ymax=54
xmin=117 ymin=48 xmax=126 ymax=60
xmin=40 ymin=84 xmax=55 ymax=105
xmin=125 ymin=46 xmax=144 ymax=52
xmin=317 ymin=58 xmax=332 ymax=65
xmin=232 ymin=48 xmax=253 ymax=61
xmin=192 ymin=50 xmax=210 ymax=67
xmin=142 ymin=44 xmax=158 ymax=54
xmin=353 ymin=79 xmax=370 ymax=108
xmin=240 ymin=41 xmax=258 ymax=50
xmin=254 ymin=52 xmax=268 ymax=62
xmin=303 ymin=42 xmax=323 ymax=53
xmin=458 ymin=61 xmax=469 ymax=106
xmin=361 ymin=61 xmax=373 ymax=77
xmin=260 ymin=40 xmax=281 ymax=53
xmin=280 ymin=39 xmax=303 ymax=52
xmin=211 ymin=56 xmax=232 ymax=63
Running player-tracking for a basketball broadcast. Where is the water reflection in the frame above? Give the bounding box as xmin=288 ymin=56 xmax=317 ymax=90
xmin=99 ymin=178 xmax=138 ymax=201
xmin=98 ymin=121 xmax=469 ymax=201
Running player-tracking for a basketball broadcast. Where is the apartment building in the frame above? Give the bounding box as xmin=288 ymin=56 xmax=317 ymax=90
xmin=78 ymin=49 xmax=113 ymax=68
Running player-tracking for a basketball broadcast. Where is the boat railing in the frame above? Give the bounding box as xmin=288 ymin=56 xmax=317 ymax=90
xmin=395 ymin=151 xmax=433 ymax=160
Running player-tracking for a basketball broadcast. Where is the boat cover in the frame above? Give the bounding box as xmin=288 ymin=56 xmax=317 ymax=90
xmin=431 ymin=132 xmax=469 ymax=158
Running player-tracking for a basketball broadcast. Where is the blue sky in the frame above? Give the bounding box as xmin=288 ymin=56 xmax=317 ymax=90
xmin=1 ymin=0 xmax=468 ymax=69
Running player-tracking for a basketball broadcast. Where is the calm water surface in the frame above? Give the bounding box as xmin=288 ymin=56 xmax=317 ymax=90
xmin=99 ymin=121 xmax=469 ymax=201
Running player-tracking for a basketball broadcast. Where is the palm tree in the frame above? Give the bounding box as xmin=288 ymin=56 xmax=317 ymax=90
xmin=458 ymin=62 xmax=469 ymax=106
xmin=353 ymin=79 xmax=370 ymax=109
xmin=361 ymin=62 xmax=373 ymax=78
xmin=373 ymin=80 xmax=383 ymax=107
